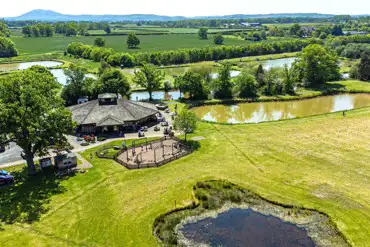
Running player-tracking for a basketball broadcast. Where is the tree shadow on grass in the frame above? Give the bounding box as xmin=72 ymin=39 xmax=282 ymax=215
xmin=0 ymin=167 xmax=72 ymax=224
xmin=185 ymin=140 xmax=201 ymax=151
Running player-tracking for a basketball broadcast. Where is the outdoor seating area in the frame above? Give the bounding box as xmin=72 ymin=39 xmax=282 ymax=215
xmin=117 ymin=138 xmax=190 ymax=169
xmin=96 ymin=137 xmax=192 ymax=170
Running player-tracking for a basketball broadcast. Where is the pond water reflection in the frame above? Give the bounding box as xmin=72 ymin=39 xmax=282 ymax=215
xmin=181 ymin=208 xmax=315 ymax=247
xmin=260 ymin=57 xmax=296 ymax=70
xmin=0 ymin=61 xmax=62 ymax=72
xmin=130 ymin=90 xmax=182 ymax=101
xmin=193 ymin=94 xmax=370 ymax=124
xmin=50 ymin=69 xmax=97 ymax=85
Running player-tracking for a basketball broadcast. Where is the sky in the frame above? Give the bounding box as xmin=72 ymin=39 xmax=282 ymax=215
xmin=0 ymin=0 xmax=369 ymax=17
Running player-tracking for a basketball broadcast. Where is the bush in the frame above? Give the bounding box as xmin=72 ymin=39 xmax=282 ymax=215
xmin=94 ymin=37 xmax=105 ymax=47
xmin=195 ymin=190 xmax=209 ymax=201
xmin=0 ymin=37 xmax=18 ymax=58
xmin=97 ymin=137 xmax=107 ymax=142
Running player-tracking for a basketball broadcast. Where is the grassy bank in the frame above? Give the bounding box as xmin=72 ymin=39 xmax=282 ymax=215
xmin=1 ymin=105 xmax=370 ymax=246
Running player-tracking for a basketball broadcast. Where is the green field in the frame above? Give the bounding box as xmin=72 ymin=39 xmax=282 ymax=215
xmin=89 ymin=27 xmax=247 ymax=34
xmin=263 ymin=22 xmax=332 ymax=28
xmin=1 ymin=84 xmax=370 ymax=246
xmin=11 ymin=34 xmax=253 ymax=55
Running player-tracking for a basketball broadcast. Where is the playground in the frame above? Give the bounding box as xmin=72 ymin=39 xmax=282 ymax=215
xmin=116 ymin=137 xmax=190 ymax=169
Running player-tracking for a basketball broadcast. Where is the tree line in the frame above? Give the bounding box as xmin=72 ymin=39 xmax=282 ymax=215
xmin=21 ymin=22 xmax=112 ymax=37
xmin=67 ymin=39 xmax=321 ymax=67
xmin=22 ymin=23 xmax=54 ymax=37
xmin=62 ymin=43 xmax=345 ymax=107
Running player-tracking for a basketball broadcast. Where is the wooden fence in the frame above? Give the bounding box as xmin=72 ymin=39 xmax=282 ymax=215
xmin=95 ymin=137 xmax=192 ymax=170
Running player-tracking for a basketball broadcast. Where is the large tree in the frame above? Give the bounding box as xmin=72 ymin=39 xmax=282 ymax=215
xmin=177 ymin=71 xmax=209 ymax=100
xmin=127 ymin=33 xmax=140 ymax=49
xmin=133 ymin=63 xmax=165 ymax=101
xmin=97 ymin=69 xmax=131 ymax=97
xmin=294 ymin=44 xmax=340 ymax=86
xmin=173 ymin=108 xmax=197 ymax=142
xmin=61 ymin=64 xmax=91 ymax=105
xmin=94 ymin=37 xmax=105 ymax=47
xmin=214 ymin=33 xmax=224 ymax=45
xmin=0 ymin=22 xmax=11 ymax=37
xmin=0 ymin=37 xmax=18 ymax=58
xmin=289 ymin=23 xmax=302 ymax=36
xmin=0 ymin=67 xmax=73 ymax=175
xmin=357 ymin=50 xmax=370 ymax=81
xmin=281 ymin=64 xmax=297 ymax=95
xmin=233 ymin=71 xmax=259 ymax=98
xmin=212 ymin=63 xmax=233 ymax=99
xmin=104 ymin=25 xmax=111 ymax=34
xmin=198 ymin=28 xmax=208 ymax=40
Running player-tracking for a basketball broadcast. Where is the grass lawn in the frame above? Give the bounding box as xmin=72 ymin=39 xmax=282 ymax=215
xmin=11 ymin=34 xmax=254 ymax=56
xmin=1 ymin=103 xmax=370 ymax=246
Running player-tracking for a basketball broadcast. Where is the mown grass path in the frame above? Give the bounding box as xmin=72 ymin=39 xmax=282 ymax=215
xmin=1 ymin=107 xmax=370 ymax=246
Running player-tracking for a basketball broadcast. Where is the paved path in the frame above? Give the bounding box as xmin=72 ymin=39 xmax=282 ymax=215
xmin=75 ymin=153 xmax=93 ymax=169
xmin=0 ymin=110 xmax=174 ymax=169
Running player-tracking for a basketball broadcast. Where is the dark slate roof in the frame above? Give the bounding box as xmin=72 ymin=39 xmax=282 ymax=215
xmin=68 ymin=100 xmax=159 ymax=126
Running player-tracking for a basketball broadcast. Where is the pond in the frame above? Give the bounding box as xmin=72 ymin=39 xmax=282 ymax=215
xmin=50 ymin=69 xmax=97 ymax=86
xmin=260 ymin=57 xmax=296 ymax=70
xmin=0 ymin=61 xmax=62 ymax=72
xmin=131 ymin=90 xmax=182 ymax=101
xmin=193 ymin=94 xmax=370 ymax=124
xmin=180 ymin=208 xmax=315 ymax=247
xmin=124 ymin=66 xmax=241 ymax=79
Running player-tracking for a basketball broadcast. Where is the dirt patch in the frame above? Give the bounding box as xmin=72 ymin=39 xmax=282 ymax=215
xmin=191 ymin=136 xmax=205 ymax=141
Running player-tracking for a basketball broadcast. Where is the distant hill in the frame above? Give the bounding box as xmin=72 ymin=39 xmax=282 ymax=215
xmin=5 ymin=10 xmax=187 ymax=22
xmin=4 ymin=9 xmax=367 ymax=22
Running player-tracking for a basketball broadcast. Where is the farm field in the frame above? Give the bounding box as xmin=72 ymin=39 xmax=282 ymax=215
xmin=263 ymin=22 xmax=332 ymax=28
xmin=88 ymin=27 xmax=249 ymax=34
xmin=11 ymin=34 xmax=253 ymax=55
xmin=1 ymin=105 xmax=370 ymax=246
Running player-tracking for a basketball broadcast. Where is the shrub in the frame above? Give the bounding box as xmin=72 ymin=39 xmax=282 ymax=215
xmin=0 ymin=37 xmax=18 ymax=58
xmin=97 ymin=137 xmax=107 ymax=142
xmin=195 ymin=190 xmax=209 ymax=201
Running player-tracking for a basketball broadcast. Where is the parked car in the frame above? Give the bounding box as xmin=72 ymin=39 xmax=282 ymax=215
xmin=154 ymin=126 xmax=160 ymax=131
xmin=161 ymin=121 xmax=169 ymax=127
xmin=138 ymin=131 xmax=145 ymax=138
xmin=0 ymin=174 xmax=14 ymax=185
xmin=0 ymin=170 xmax=9 ymax=176
xmin=164 ymin=108 xmax=170 ymax=113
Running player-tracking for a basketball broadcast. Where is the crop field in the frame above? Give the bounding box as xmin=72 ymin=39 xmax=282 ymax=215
xmin=263 ymin=22 xmax=332 ymax=28
xmin=1 ymin=102 xmax=370 ymax=246
xmin=11 ymin=34 xmax=253 ymax=55
xmin=88 ymin=27 xmax=248 ymax=34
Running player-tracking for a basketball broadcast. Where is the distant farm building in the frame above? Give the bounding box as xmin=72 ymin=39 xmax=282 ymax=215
xmin=241 ymin=22 xmax=262 ymax=27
